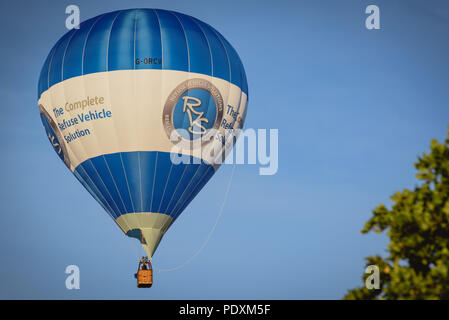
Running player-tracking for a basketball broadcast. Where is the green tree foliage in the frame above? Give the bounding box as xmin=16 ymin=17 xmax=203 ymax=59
xmin=344 ymin=127 xmax=449 ymax=300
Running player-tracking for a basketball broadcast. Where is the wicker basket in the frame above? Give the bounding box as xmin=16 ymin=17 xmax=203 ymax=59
xmin=137 ymin=269 xmax=153 ymax=288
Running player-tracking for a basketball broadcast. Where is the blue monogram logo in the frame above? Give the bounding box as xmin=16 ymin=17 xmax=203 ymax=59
xmin=163 ymin=79 xmax=224 ymax=145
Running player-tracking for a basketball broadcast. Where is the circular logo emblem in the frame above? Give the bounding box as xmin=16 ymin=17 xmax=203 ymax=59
xmin=39 ymin=104 xmax=70 ymax=168
xmin=163 ymin=78 xmax=223 ymax=146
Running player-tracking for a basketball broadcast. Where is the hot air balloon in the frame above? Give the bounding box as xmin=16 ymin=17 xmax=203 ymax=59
xmin=37 ymin=8 xmax=248 ymax=286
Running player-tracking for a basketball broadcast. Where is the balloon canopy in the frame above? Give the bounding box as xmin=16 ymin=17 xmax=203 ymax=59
xmin=37 ymin=9 xmax=248 ymax=258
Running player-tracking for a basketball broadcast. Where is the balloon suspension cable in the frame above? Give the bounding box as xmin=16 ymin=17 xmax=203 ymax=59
xmin=155 ymin=164 xmax=236 ymax=273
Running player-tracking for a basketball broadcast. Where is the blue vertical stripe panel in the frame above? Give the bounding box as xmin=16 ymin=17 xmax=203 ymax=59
xmin=79 ymin=159 xmax=121 ymax=218
xmin=191 ymin=17 xmax=230 ymax=82
xmin=73 ymin=170 xmax=114 ymax=218
xmin=103 ymin=153 xmax=135 ymax=213
xmin=120 ymin=152 xmax=143 ymax=213
xmin=157 ymin=161 xmax=188 ymax=213
xmin=172 ymin=166 xmax=215 ymax=220
xmin=62 ymin=17 xmax=99 ymax=80
xmin=213 ymin=30 xmax=246 ymax=94
xmin=48 ymin=29 xmax=76 ymax=87
xmin=174 ymin=12 xmax=212 ymax=76
xmin=75 ymin=162 xmax=119 ymax=219
xmin=164 ymin=162 xmax=201 ymax=215
xmin=150 ymin=152 xmax=172 ymax=212
xmin=83 ymin=12 xmax=120 ymax=75
xmin=89 ymin=156 xmax=128 ymax=214
xmin=108 ymin=9 xmax=135 ymax=71
xmin=170 ymin=163 xmax=211 ymax=219
xmin=139 ymin=152 xmax=157 ymax=213
xmin=38 ymin=44 xmax=57 ymax=97
xmin=134 ymin=9 xmax=162 ymax=70
xmin=73 ymin=151 xmax=215 ymax=220
xmin=155 ymin=9 xmax=189 ymax=72
xmin=239 ymin=58 xmax=248 ymax=96
xmin=38 ymin=8 xmax=247 ymax=99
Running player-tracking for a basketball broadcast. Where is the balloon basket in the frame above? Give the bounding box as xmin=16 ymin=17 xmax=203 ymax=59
xmin=136 ymin=256 xmax=153 ymax=288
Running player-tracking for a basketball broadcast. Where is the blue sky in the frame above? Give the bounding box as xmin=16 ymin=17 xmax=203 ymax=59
xmin=1 ymin=0 xmax=449 ymax=299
